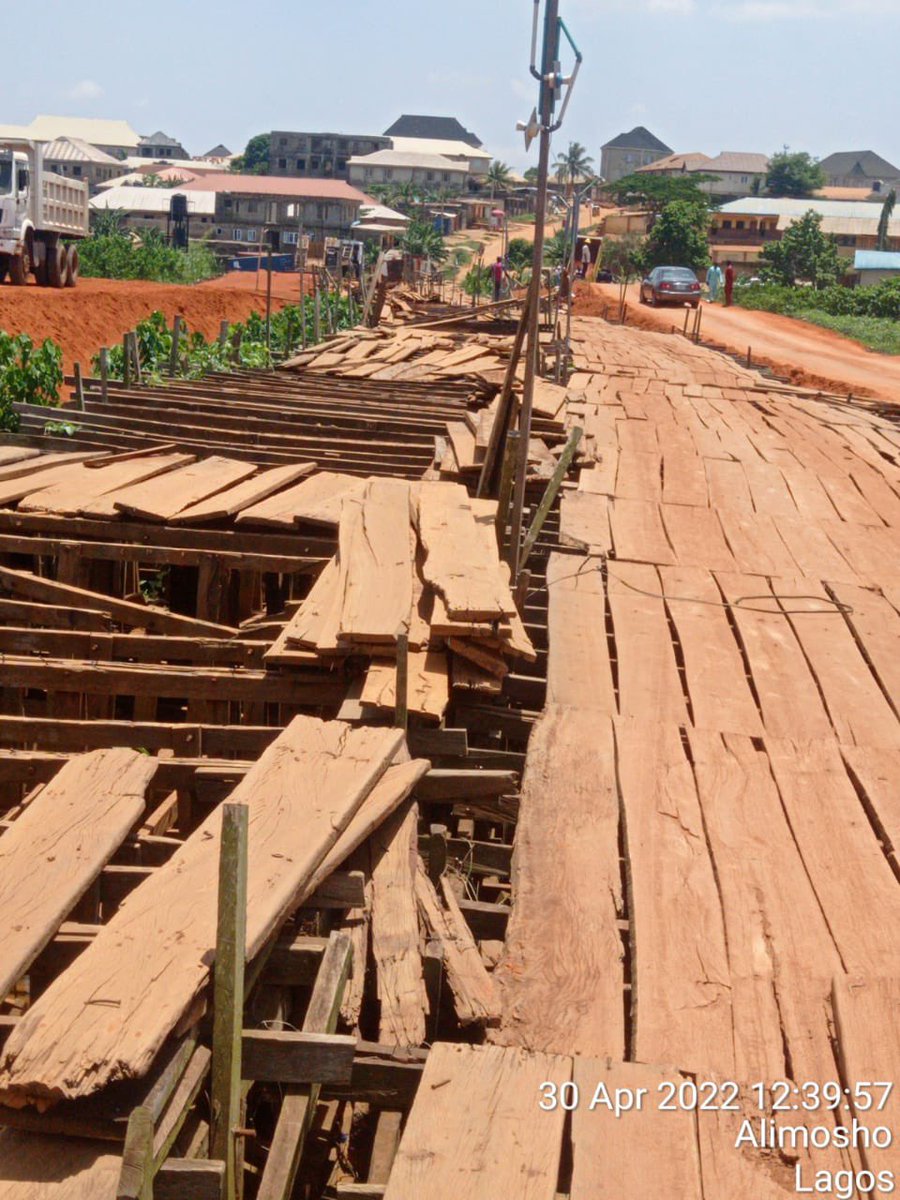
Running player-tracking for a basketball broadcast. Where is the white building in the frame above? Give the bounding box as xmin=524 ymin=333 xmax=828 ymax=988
xmin=348 ymin=150 xmax=468 ymax=191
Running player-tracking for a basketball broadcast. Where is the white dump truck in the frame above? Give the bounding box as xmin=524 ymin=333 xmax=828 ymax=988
xmin=0 ymin=139 xmax=90 ymax=287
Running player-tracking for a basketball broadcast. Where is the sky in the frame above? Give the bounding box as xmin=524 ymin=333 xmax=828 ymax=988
xmin=2 ymin=0 xmax=899 ymax=173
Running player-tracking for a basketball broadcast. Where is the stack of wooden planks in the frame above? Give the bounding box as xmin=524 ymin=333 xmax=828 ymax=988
xmin=267 ymin=479 xmax=536 ymax=720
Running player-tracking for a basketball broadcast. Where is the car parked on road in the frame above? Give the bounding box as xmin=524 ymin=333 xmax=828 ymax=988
xmin=639 ymin=266 xmax=701 ymax=308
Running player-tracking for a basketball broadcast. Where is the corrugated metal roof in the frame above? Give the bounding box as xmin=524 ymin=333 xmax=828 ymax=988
xmin=854 ymin=250 xmax=900 ymax=270
xmin=179 ymin=174 xmax=369 ymax=202
xmin=43 ymin=137 xmax=120 ymax=165
xmin=358 ymin=203 xmax=409 ymax=223
xmin=348 ymin=149 xmax=467 ymax=172
xmin=719 ymin=197 xmax=883 ymax=219
xmin=90 ymin=186 xmax=216 ymax=215
xmin=704 ymin=151 xmax=769 ymax=174
xmin=602 ymin=126 xmax=672 ymax=154
xmin=26 ymin=115 xmax=139 ymax=147
xmin=389 ymin=137 xmax=491 ymax=161
xmin=636 ymin=152 xmax=711 ymax=174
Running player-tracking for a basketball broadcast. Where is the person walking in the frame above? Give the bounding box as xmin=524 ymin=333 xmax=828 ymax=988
xmin=581 ymin=240 xmax=591 ymax=279
xmin=491 ymin=256 xmax=505 ymax=302
xmin=724 ymin=260 xmax=736 ymax=307
xmin=706 ymin=262 xmax=723 ymax=303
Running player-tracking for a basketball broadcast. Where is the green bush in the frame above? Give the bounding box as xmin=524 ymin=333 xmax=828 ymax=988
xmin=790 ymin=312 xmax=900 ymax=355
xmin=78 ymin=227 xmax=221 ymax=284
xmin=0 ymin=332 xmax=62 ymax=430
xmin=735 ymin=278 xmax=900 ymax=321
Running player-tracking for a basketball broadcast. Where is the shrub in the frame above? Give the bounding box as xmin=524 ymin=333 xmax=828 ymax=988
xmin=77 ymin=227 xmax=221 ymax=284
xmin=0 ymin=332 xmax=62 ymax=430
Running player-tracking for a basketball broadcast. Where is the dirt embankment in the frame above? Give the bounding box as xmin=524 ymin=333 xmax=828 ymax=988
xmin=0 ymin=275 xmax=292 ymax=375
xmin=574 ymin=281 xmax=900 ymax=403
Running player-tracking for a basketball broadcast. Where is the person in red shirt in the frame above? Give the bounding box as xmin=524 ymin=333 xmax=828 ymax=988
xmin=724 ymin=260 xmax=736 ymax=307
xmin=491 ymin=256 xmax=505 ymax=302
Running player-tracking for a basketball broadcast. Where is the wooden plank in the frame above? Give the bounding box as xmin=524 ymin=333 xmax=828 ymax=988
xmin=339 ymin=479 xmax=412 ymax=643
xmin=156 ymin=1160 xmax=224 ymax=1200
xmin=18 ymin=453 xmax=193 ymax=517
xmin=0 ymin=718 xmax=403 ymax=1107
xmin=570 ymin=1060 xmax=702 ymax=1200
xmin=382 ymin=1042 xmax=569 ymax=1200
xmin=170 ymin=461 xmax=315 ymax=523
xmin=113 ymin=456 xmax=257 ymax=522
xmin=415 ymin=868 xmax=501 ymax=1026
xmin=660 ymin=503 xmax=735 ymax=570
xmin=827 ymin=580 xmax=900 ymax=716
xmin=417 ymin=482 xmax=515 ymax=620
xmin=0 ymin=749 xmax=154 ymax=1001
xmin=544 ymin=552 xmax=615 ymax=712
xmin=361 ymin=652 xmax=449 ymax=722
xmin=616 ymin=718 xmax=734 ymax=1076
xmin=558 ymin=491 xmax=612 ymax=555
xmin=0 ymin=598 xmax=112 ymax=631
xmin=606 ymin=561 xmax=689 ymax=725
xmin=608 ymin=498 xmax=676 ymax=566
xmin=240 ymin=1030 xmax=354 ymax=1083
xmin=0 ymin=1129 xmax=120 ymax=1198
xmin=0 ymin=565 xmax=236 ymax=638
xmin=495 ymin=710 xmax=624 ymax=1059
xmin=840 ymin=745 xmax=900 ymax=864
xmin=659 ymin=566 xmax=763 ymax=736
xmin=369 ymin=801 xmax=426 ymax=1046
xmin=237 ymin=471 xmax=363 ymax=529
xmin=662 ymin=451 xmax=708 ymax=507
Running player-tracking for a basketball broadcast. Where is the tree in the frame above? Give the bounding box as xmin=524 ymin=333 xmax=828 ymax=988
xmin=523 ymin=166 xmax=539 ymax=185
xmin=543 ymin=228 xmax=570 ymax=268
xmin=230 ymin=133 xmax=270 ymax=175
xmin=758 ymin=210 xmax=842 ymax=288
xmin=399 ymin=219 xmax=448 ymax=264
xmin=506 ymin=237 xmax=534 ymax=272
xmin=642 ymin=200 xmax=710 ymax=272
xmin=552 ymin=141 xmax=594 ymax=194
xmin=600 ymin=232 xmax=646 ymax=281
xmin=486 ymin=160 xmax=512 ymax=199
xmin=877 ymin=188 xmax=897 ymax=251
xmin=765 ymin=149 xmax=825 ymax=198
xmin=602 ymin=172 xmax=715 ymax=215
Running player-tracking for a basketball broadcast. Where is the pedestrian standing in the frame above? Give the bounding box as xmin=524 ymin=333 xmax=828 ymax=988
xmin=706 ymin=262 xmax=723 ymax=303
xmin=581 ymin=240 xmax=591 ymax=279
xmin=724 ymin=260 xmax=736 ymax=307
xmin=491 ymin=256 xmax=504 ymax=302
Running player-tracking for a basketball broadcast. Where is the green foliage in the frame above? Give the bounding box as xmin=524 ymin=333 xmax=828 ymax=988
xmin=0 ymin=332 xmax=62 ymax=430
xmin=602 ymin=173 xmax=714 ymax=213
xmin=543 ymin=229 xmax=570 ymax=268
xmin=758 ymin=210 xmax=842 ymax=288
xmin=795 ymin=312 xmax=900 ymax=355
xmin=523 ymin=167 xmax=539 ymax=185
xmin=78 ymin=226 xmax=221 ymax=284
xmin=399 ymin=219 xmax=448 ymax=263
xmin=94 ymin=297 xmax=357 ymax=383
xmin=642 ymin=200 xmax=710 ymax=271
xmin=600 ymin=232 xmax=647 ymax=280
xmin=231 ymin=133 xmax=270 ymax=175
xmin=462 ymin=264 xmax=492 ymax=298
xmin=552 ymin=141 xmax=595 ymax=190
xmin=43 ymin=420 xmax=79 ymax=436
xmin=734 ymin=277 xmax=900 ymax=320
xmin=506 ymin=238 xmax=534 ymax=272
xmin=90 ymin=208 xmax=127 ymax=236
xmin=877 ymin=189 xmax=897 ymax=251
xmin=765 ymin=149 xmax=826 ymax=198
xmin=486 ymin=161 xmax=513 ymax=196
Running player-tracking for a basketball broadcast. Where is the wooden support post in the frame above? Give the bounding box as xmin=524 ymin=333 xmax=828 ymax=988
xmin=210 ymin=803 xmax=249 ymax=1200
xmin=231 ymin=327 xmax=243 ymax=366
xmin=394 ymin=632 xmax=409 ymax=732
xmin=495 ymin=429 xmax=520 ymax=562
xmin=476 ymin=291 xmax=531 ymax=498
xmin=99 ymin=347 xmax=110 ymax=402
xmin=130 ymin=332 xmax=143 ymax=385
xmin=265 ymin=245 xmax=273 ymax=365
xmin=169 ymin=316 xmax=184 ymax=377
xmin=219 ymin=320 xmax=230 ymax=349
xmin=683 ymin=307 xmax=691 ymax=337
xmin=747 ymin=345 xmax=752 ymax=367
xmin=118 ymin=1106 xmax=154 ymax=1200
xmin=255 ymin=933 xmax=351 ymax=1200
xmin=314 ymin=289 xmax=321 ymax=344
xmin=73 ymin=363 xmax=85 ymax=411
xmin=520 ymin=426 xmax=583 ymax=569
xmin=693 ymin=302 xmax=703 ymax=343
xmin=427 ymin=824 xmax=448 ymax=887
xmin=123 ymin=334 xmax=132 ymax=389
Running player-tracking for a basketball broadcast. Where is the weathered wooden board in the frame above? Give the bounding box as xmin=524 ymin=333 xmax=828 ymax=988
xmin=559 ymin=491 xmax=612 ymax=555
xmin=113 ymin=455 xmax=257 ymax=522
xmin=0 ymin=718 xmax=403 ymax=1107
xmin=237 ymin=471 xmax=363 ymax=529
xmin=339 ymin=479 xmax=413 ymax=643
xmin=170 ymin=461 xmax=315 ymax=523
xmin=383 ymin=1042 xmax=569 ymax=1200
xmin=544 ymin=552 xmax=615 ymax=712
xmin=18 ymin=453 xmax=194 ymax=517
xmin=0 ymin=1130 xmax=119 ymax=1199
xmin=361 ymin=652 xmax=449 ymax=722
xmin=0 ymin=749 xmax=154 ymax=1002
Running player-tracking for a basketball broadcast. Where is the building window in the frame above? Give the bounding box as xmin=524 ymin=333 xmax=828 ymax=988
xmin=722 ymin=219 xmax=732 ymax=229
xmin=337 ymin=158 xmax=347 ymax=170
xmin=247 ymin=201 xmax=258 ymax=213
xmin=72 ymin=165 xmax=82 ymax=176
xmin=278 ymin=157 xmax=287 ymax=169
xmin=316 ymin=204 xmax=328 ymax=220
xmin=383 ymin=169 xmax=393 ymax=181
xmin=245 ymin=227 xmax=257 ymax=241
xmin=363 ymin=167 xmax=372 ymax=180
xmin=736 ymin=220 xmax=745 ymax=229
xmin=310 ymin=157 xmax=320 ymax=169
xmin=279 ymin=136 xmax=288 ymax=147
xmin=296 ymin=158 xmax=306 ymax=170
xmin=741 ymin=175 xmax=748 ymax=183
xmin=233 ymin=229 xmax=243 ymax=240
xmin=283 ymin=230 xmax=298 ymax=244
xmin=443 ymin=172 xmax=451 ymax=182
xmin=426 ymin=172 xmax=434 ymax=181
xmin=338 ymin=139 xmax=348 ymax=152
xmin=223 ymin=197 xmax=233 ymax=209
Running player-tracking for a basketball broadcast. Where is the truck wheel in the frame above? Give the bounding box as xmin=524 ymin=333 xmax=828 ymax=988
xmin=46 ymin=243 xmax=69 ymax=288
xmin=8 ymin=250 xmax=30 ymax=286
xmin=0 ymin=261 xmax=7 ymax=285
xmin=65 ymin=246 xmax=79 ymax=287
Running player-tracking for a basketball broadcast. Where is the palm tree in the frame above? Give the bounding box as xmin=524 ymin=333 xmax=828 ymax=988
xmin=486 ymin=160 xmax=513 ymax=200
xmin=552 ymin=141 xmax=595 ymax=199
xmin=877 ymin=188 xmax=896 ymax=251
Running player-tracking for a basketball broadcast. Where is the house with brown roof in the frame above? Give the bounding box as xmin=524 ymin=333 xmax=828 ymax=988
xmin=637 ymin=150 xmax=769 ymax=200
xmin=180 ymin=173 xmax=370 ymax=253
xmin=600 ymin=127 xmax=672 ymax=183
xmin=818 ymin=150 xmax=900 ymax=190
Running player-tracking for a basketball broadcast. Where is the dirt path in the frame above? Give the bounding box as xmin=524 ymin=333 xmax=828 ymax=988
xmin=0 ymin=276 xmax=290 ymax=375
xmin=578 ymin=281 xmax=900 ymax=402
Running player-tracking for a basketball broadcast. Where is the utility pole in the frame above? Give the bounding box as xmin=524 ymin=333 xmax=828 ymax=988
xmin=508 ymin=0 xmax=580 ymax=579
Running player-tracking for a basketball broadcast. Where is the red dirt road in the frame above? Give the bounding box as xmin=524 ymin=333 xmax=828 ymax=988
xmin=0 ymin=276 xmax=290 ymax=375
xmin=577 ymin=281 xmax=900 ymax=403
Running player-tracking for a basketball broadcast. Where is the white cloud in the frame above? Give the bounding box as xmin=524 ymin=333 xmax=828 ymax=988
xmin=713 ymin=0 xmax=900 ymax=17
xmin=67 ymin=79 xmax=103 ymax=101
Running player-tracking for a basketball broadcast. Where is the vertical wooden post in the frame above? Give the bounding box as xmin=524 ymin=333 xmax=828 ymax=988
xmin=169 ymin=315 xmax=183 ymax=377
xmin=122 ymin=334 xmax=131 ymax=389
xmin=231 ymin=327 xmax=243 ymax=366
xmin=210 ymin=803 xmax=249 ymax=1200
xmin=394 ymin=631 xmax=409 ymax=731
xmin=117 ymin=1105 xmax=154 ymax=1200
xmin=520 ymin=426 xmax=583 ymax=569
xmin=265 ymin=244 xmax=273 ymax=365
xmin=219 ymin=319 xmax=230 ymax=349
xmin=73 ymin=363 xmax=85 ymax=411
xmin=99 ymin=347 xmax=109 ymax=402
xmin=313 ymin=288 xmax=321 ymax=344
xmin=129 ymin=333 xmax=142 ymax=385
xmin=495 ymin=430 xmax=520 ymax=562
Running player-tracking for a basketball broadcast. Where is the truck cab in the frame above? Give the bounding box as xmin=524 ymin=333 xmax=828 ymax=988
xmin=0 ymin=140 xmax=90 ymax=287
